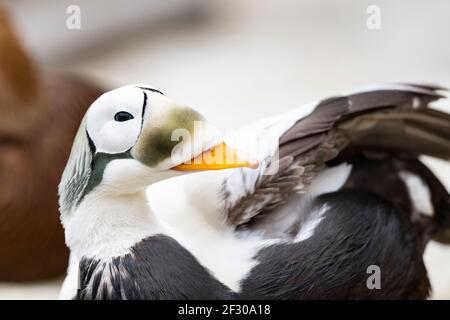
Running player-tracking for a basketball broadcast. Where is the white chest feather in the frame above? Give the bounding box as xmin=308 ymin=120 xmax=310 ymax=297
xmin=61 ymin=185 xmax=277 ymax=299
xmin=149 ymin=176 xmax=276 ymax=291
xmin=63 ymin=191 xmax=159 ymax=260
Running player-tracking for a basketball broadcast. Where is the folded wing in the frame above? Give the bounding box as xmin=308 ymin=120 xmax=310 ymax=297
xmin=221 ymin=83 xmax=448 ymax=227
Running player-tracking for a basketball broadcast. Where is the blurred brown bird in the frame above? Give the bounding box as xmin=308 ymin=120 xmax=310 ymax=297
xmin=0 ymin=9 xmax=103 ymax=281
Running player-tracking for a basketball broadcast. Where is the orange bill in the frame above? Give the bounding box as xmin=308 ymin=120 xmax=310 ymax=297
xmin=173 ymin=142 xmax=259 ymax=171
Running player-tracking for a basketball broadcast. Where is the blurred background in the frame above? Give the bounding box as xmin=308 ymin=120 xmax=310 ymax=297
xmin=0 ymin=0 xmax=449 ymax=299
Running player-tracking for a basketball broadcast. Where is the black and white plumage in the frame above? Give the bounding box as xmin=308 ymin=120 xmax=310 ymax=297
xmin=78 ymin=235 xmax=234 ymax=300
xmin=58 ymin=83 xmax=450 ymax=300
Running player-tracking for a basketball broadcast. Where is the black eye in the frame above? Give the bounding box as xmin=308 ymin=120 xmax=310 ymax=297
xmin=114 ymin=111 xmax=134 ymax=122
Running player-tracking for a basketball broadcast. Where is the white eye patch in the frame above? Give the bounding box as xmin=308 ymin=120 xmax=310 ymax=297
xmin=86 ymin=86 xmax=146 ymax=154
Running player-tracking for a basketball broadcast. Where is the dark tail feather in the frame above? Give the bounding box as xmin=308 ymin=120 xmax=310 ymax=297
xmin=432 ymin=195 xmax=450 ymax=244
xmin=399 ymin=157 xmax=450 ymax=245
xmin=339 ymin=107 xmax=450 ymax=161
xmin=340 ymin=106 xmax=450 ymax=244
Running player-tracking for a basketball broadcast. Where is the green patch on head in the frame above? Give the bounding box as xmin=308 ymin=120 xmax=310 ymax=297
xmin=82 ymin=150 xmax=132 ymax=199
xmin=133 ymin=107 xmax=204 ymax=167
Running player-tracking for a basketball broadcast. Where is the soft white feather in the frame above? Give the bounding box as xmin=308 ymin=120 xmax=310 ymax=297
xmin=399 ymin=170 xmax=434 ymax=217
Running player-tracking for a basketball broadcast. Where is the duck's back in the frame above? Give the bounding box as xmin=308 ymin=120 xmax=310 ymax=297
xmin=239 ymin=189 xmax=430 ymax=299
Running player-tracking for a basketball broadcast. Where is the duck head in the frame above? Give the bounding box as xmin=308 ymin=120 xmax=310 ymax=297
xmin=58 ymin=85 xmax=257 ymax=216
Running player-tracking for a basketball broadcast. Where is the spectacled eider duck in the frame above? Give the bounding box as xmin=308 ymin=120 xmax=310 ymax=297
xmin=0 ymin=8 xmax=103 ymax=281
xmin=58 ymin=83 xmax=450 ymax=299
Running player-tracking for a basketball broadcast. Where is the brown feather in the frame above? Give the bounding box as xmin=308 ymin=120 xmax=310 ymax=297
xmin=0 ymin=8 xmax=40 ymax=138
xmin=0 ymin=9 xmax=104 ymax=280
xmin=0 ymin=76 xmax=103 ymax=281
xmin=226 ymin=84 xmax=448 ymax=228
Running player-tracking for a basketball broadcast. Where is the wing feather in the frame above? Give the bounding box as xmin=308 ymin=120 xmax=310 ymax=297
xmin=222 ymin=83 xmax=448 ymax=227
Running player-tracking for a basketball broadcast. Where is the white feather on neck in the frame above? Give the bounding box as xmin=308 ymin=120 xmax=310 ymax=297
xmin=63 ymin=188 xmax=162 ymax=261
xmin=64 ymin=181 xmax=275 ymax=292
